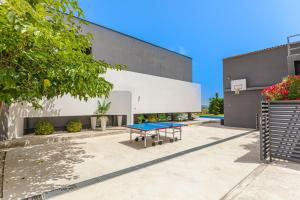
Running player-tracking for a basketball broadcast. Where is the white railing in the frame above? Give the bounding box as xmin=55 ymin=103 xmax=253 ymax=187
xmin=287 ymin=34 xmax=300 ymax=56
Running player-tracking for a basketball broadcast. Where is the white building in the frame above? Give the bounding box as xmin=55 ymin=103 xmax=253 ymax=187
xmin=4 ymin=20 xmax=201 ymax=139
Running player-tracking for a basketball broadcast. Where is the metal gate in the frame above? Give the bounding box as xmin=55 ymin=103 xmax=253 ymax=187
xmin=260 ymin=101 xmax=300 ymax=163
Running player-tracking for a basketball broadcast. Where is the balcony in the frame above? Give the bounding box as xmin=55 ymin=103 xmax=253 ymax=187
xmin=287 ymin=34 xmax=300 ymax=56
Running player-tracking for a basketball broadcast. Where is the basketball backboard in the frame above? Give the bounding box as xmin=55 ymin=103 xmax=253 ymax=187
xmin=231 ymin=79 xmax=246 ymax=94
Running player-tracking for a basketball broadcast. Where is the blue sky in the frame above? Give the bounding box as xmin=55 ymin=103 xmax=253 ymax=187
xmin=79 ymin=0 xmax=300 ymax=105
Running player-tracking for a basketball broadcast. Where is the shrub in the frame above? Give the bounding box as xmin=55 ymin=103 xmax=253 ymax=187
xmin=147 ymin=114 xmax=158 ymax=122
xmin=35 ymin=121 xmax=54 ymax=135
xmin=262 ymin=75 xmax=300 ymax=101
xmin=136 ymin=115 xmax=145 ymax=124
xmin=66 ymin=119 xmax=82 ymax=132
xmin=201 ymin=108 xmax=209 ymax=114
xmin=158 ymin=114 xmax=168 ymax=122
xmin=208 ymin=93 xmax=224 ymax=115
xmin=173 ymin=113 xmax=189 ymax=121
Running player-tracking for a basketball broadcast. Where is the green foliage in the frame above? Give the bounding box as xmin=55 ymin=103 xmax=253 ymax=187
xmin=201 ymin=108 xmax=209 ymax=114
xmin=208 ymin=93 xmax=224 ymax=115
xmin=136 ymin=114 xmax=145 ymax=124
xmin=173 ymin=113 xmax=188 ymax=121
xmin=262 ymin=75 xmax=300 ymax=101
xmin=35 ymin=121 xmax=54 ymax=135
xmin=0 ymin=0 xmax=124 ymax=108
xmin=158 ymin=113 xmax=167 ymax=122
xmin=66 ymin=119 xmax=82 ymax=132
xmin=147 ymin=114 xmax=158 ymax=122
xmin=95 ymin=99 xmax=111 ymax=115
xmin=172 ymin=113 xmax=179 ymax=121
xmin=288 ymin=76 xmax=300 ymax=99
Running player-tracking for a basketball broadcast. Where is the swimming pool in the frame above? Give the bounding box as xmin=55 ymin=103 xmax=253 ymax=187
xmin=199 ymin=116 xmax=224 ymax=119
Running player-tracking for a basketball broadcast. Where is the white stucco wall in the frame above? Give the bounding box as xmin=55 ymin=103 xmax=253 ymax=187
xmin=104 ymin=70 xmax=201 ymax=114
xmin=7 ymin=70 xmax=201 ymax=138
xmin=106 ymin=91 xmax=132 ymax=125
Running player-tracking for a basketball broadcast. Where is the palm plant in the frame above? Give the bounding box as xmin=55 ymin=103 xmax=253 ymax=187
xmin=96 ymin=100 xmax=111 ymax=115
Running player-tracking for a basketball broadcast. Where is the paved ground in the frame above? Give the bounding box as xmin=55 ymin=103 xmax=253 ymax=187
xmin=224 ymin=162 xmax=300 ymax=200
xmin=2 ymin=123 xmax=300 ymax=200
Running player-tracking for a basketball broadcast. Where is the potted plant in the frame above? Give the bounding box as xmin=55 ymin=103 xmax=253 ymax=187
xmin=95 ymin=99 xmax=111 ymax=131
xmin=117 ymin=115 xmax=123 ymax=127
xmin=90 ymin=116 xmax=97 ymax=130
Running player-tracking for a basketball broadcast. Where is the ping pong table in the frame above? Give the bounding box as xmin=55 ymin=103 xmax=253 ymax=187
xmin=128 ymin=122 xmax=185 ymax=148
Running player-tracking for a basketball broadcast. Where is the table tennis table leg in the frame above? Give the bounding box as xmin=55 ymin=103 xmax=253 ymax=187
xmin=165 ymin=129 xmax=167 ymax=140
xmin=130 ymin=129 xmax=132 ymax=143
xmin=180 ymin=127 xmax=182 ymax=140
xmin=173 ymin=128 xmax=175 ymax=141
xmin=144 ymin=131 xmax=147 ymax=148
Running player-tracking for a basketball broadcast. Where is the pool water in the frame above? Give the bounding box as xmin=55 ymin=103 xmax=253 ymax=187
xmin=199 ymin=116 xmax=224 ymax=119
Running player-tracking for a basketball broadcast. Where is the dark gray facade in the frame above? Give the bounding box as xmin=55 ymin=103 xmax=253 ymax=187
xmin=223 ymin=45 xmax=290 ymax=128
xmin=82 ymin=21 xmax=192 ymax=82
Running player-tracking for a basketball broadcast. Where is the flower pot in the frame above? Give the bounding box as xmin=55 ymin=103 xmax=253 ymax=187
xmin=117 ymin=115 xmax=123 ymax=127
xmin=90 ymin=116 xmax=97 ymax=130
xmin=100 ymin=116 xmax=108 ymax=131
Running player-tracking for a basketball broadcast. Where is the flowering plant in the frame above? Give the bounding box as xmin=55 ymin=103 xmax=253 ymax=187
xmin=262 ymin=75 xmax=300 ymax=101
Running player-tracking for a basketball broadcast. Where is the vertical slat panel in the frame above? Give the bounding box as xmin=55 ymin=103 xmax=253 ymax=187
xmin=268 ymin=101 xmax=300 ymax=163
xmin=260 ymin=101 xmax=270 ymax=162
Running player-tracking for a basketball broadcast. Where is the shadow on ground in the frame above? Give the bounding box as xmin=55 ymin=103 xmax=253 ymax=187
xmin=234 ymin=132 xmax=300 ymax=172
xmin=271 ymin=160 xmax=300 ymax=171
xmin=119 ymin=136 xmax=175 ymax=150
xmin=4 ymin=142 xmax=94 ymax=200
xmin=234 ymin=133 xmax=261 ymax=164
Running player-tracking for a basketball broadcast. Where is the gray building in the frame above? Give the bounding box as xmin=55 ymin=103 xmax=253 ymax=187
xmin=82 ymin=20 xmax=192 ymax=82
xmin=223 ymin=37 xmax=300 ymax=128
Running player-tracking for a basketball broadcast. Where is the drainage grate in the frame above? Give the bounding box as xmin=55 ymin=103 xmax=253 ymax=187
xmin=23 ymin=194 xmax=44 ymax=200
xmin=25 ymin=130 xmax=256 ymax=199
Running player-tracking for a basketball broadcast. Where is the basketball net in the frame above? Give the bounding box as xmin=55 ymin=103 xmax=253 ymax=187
xmin=234 ymin=85 xmax=242 ymax=95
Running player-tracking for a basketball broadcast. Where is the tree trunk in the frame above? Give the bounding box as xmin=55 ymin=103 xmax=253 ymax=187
xmin=0 ymin=101 xmax=8 ymax=141
xmin=0 ymin=101 xmax=3 ymax=113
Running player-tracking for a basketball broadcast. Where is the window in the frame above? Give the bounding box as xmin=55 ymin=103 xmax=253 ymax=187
xmin=295 ymin=61 xmax=300 ymax=75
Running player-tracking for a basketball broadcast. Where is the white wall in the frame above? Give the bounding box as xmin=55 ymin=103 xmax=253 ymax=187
xmin=7 ymin=70 xmax=201 ymax=138
xmin=104 ymin=70 xmax=201 ymax=114
xmin=106 ymin=91 xmax=132 ymax=125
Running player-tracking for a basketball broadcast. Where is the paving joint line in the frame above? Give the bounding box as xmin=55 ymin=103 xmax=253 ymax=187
xmin=220 ymin=164 xmax=268 ymax=200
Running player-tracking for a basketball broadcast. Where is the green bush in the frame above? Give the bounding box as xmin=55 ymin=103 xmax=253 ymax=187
xmin=201 ymin=108 xmax=209 ymax=114
xmin=35 ymin=121 xmax=54 ymax=135
xmin=66 ymin=119 xmax=82 ymax=132
xmin=208 ymin=92 xmax=224 ymax=115
xmin=173 ymin=113 xmax=188 ymax=121
xmin=147 ymin=114 xmax=158 ymax=122
xmin=158 ymin=113 xmax=168 ymax=122
xmin=136 ymin=115 xmax=145 ymax=124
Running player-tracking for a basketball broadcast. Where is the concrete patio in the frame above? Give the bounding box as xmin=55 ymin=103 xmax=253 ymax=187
xmin=2 ymin=123 xmax=300 ymax=200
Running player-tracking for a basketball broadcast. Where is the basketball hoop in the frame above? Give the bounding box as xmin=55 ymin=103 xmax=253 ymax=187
xmin=231 ymin=79 xmax=247 ymax=95
xmin=234 ymin=85 xmax=242 ymax=95
xmin=234 ymin=89 xmax=240 ymax=94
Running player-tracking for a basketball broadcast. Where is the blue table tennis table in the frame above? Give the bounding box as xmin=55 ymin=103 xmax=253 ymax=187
xmin=128 ymin=122 xmax=186 ymax=148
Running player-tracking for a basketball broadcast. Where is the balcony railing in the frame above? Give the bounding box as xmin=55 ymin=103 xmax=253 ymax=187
xmin=287 ymin=34 xmax=300 ymax=56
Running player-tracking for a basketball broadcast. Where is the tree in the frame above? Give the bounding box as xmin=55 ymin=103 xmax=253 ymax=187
xmin=0 ymin=0 xmax=124 ymax=110
xmin=208 ymin=92 xmax=224 ymax=115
